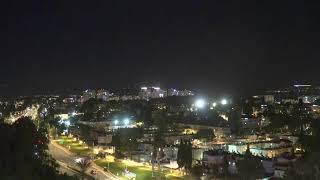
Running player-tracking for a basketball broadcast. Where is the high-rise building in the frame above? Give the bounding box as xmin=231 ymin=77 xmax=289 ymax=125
xmin=139 ymin=86 xmax=165 ymax=100
xmin=167 ymin=88 xmax=179 ymax=96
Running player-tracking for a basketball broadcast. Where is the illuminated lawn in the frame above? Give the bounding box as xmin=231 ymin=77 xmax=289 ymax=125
xmin=55 ymin=136 xmax=194 ymax=180
xmin=95 ymin=159 xmax=195 ymax=180
xmin=56 ymin=135 xmax=91 ymax=156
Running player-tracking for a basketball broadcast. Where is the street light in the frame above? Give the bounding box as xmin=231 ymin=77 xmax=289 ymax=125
xmin=114 ymin=120 xmax=119 ymax=125
xmin=124 ymin=118 xmax=130 ymax=126
xmin=195 ymin=99 xmax=206 ymax=109
xmin=212 ymin=102 xmax=217 ymax=107
xmin=64 ymin=120 xmax=71 ymax=127
xmin=221 ymin=99 xmax=228 ymax=105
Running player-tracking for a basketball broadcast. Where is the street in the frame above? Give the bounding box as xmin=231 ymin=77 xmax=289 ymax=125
xmin=49 ymin=141 xmax=117 ymax=180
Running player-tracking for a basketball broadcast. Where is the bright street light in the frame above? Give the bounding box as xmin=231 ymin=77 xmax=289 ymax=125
xmin=64 ymin=120 xmax=71 ymax=127
xmin=71 ymin=111 xmax=77 ymax=116
xmin=124 ymin=118 xmax=130 ymax=126
xmin=195 ymin=99 xmax=206 ymax=109
xmin=114 ymin=120 xmax=119 ymax=125
xmin=221 ymin=99 xmax=228 ymax=105
xmin=212 ymin=102 xmax=217 ymax=107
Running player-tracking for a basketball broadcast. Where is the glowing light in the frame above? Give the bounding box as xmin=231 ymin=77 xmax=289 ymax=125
xmin=141 ymin=87 xmax=147 ymax=90
xmin=114 ymin=120 xmax=119 ymax=125
xmin=124 ymin=118 xmax=130 ymax=125
xmin=221 ymin=99 xmax=228 ymax=105
xmin=294 ymin=84 xmax=311 ymax=87
xmin=195 ymin=99 xmax=206 ymax=108
xmin=64 ymin=120 xmax=71 ymax=127
xmin=212 ymin=102 xmax=217 ymax=107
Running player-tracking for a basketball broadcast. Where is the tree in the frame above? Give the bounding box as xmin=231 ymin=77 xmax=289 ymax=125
xmin=111 ymin=133 xmax=123 ymax=159
xmin=112 ymin=128 xmax=142 ymax=159
xmin=0 ymin=117 xmax=76 ymax=180
xmin=190 ymin=164 xmax=203 ymax=178
xmin=242 ymin=99 xmax=254 ymax=116
xmin=177 ymin=139 xmax=185 ymax=170
xmin=222 ymin=154 xmax=229 ymax=177
xmin=286 ymin=152 xmax=320 ymax=180
xmin=177 ymin=139 xmax=193 ymax=175
xmin=228 ymin=107 xmax=242 ymax=134
xmin=78 ymin=124 xmax=93 ymax=143
xmin=195 ymin=129 xmax=215 ymax=143
xmin=264 ymin=110 xmax=288 ymax=133
xmin=286 ymin=118 xmax=320 ymax=179
xmin=123 ymin=139 xmax=139 ymax=160
xmin=212 ymin=164 xmax=219 ymax=180
xmin=76 ymin=158 xmax=91 ymax=180
xmin=185 ymin=140 xmax=193 ymax=173
xmin=237 ymin=144 xmax=264 ymax=180
xmin=49 ymin=126 xmax=58 ymax=139
xmin=80 ymin=98 xmax=101 ymax=121
xmin=151 ymin=112 xmax=169 ymax=176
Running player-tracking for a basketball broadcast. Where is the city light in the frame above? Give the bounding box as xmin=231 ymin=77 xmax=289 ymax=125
xmin=212 ymin=102 xmax=217 ymax=107
xmin=221 ymin=99 xmax=228 ymax=105
xmin=64 ymin=120 xmax=71 ymax=127
xmin=114 ymin=119 xmax=119 ymax=125
xmin=124 ymin=118 xmax=130 ymax=125
xmin=195 ymin=99 xmax=206 ymax=108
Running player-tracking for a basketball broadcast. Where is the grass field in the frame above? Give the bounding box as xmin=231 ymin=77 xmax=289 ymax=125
xmin=95 ymin=159 xmax=195 ymax=180
xmin=56 ymin=135 xmax=91 ymax=156
xmin=56 ymin=135 xmax=194 ymax=180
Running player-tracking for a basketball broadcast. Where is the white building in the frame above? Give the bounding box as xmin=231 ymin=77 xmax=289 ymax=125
xmin=81 ymin=89 xmax=96 ymax=103
xmin=139 ymin=86 xmax=165 ymax=100
xmin=264 ymin=95 xmax=275 ymax=104
xmin=96 ymin=89 xmax=110 ymax=101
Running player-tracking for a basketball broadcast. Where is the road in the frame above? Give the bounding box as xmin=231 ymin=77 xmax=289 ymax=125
xmin=5 ymin=105 xmax=39 ymax=123
xmin=49 ymin=141 xmax=117 ymax=180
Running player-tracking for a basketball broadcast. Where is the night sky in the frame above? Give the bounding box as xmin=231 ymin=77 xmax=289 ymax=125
xmin=2 ymin=0 xmax=320 ymax=96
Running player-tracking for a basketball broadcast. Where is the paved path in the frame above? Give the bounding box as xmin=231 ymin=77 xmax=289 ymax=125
xmin=49 ymin=141 xmax=117 ymax=180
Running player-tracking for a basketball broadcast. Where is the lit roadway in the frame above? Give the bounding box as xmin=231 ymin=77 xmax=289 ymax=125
xmin=6 ymin=105 xmax=39 ymax=123
xmin=49 ymin=141 xmax=117 ymax=180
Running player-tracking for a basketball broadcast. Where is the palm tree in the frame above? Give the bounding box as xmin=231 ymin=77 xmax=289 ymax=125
xmin=76 ymin=158 xmax=91 ymax=180
xmin=237 ymin=144 xmax=264 ymax=180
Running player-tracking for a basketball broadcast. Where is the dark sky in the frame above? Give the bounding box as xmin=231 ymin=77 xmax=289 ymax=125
xmin=1 ymin=0 xmax=320 ymax=96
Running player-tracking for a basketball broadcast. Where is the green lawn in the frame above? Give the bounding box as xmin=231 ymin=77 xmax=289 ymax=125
xmin=94 ymin=159 xmax=163 ymax=180
xmin=95 ymin=159 xmax=195 ymax=180
xmin=56 ymin=136 xmax=194 ymax=180
xmin=56 ymin=136 xmax=91 ymax=156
